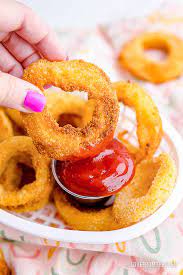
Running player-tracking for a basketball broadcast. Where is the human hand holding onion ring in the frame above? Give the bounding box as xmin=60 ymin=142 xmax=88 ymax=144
xmin=0 ymin=0 xmax=67 ymax=112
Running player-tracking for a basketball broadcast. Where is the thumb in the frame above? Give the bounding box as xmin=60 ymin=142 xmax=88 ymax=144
xmin=0 ymin=71 xmax=46 ymax=112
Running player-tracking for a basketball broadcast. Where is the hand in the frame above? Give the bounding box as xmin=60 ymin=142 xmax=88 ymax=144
xmin=0 ymin=0 xmax=67 ymax=112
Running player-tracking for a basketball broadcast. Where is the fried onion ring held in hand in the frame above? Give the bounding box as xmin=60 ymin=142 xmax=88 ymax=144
xmin=113 ymin=82 xmax=163 ymax=163
xmin=113 ymin=153 xmax=176 ymax=227
xmin=0 ymin=109 xmax=13 ymax=142
xmin=119 ymin=32 xmax=183 ymax=83
xmin=0 ymin=136 xmax=53 ymax=208
xmin=22 ymin=59 xmax=119 ymax=160
xmin=54 ymin=153 xmax=176 ymax=230
xmin=0 ymin=249 xmax=10 ymax=275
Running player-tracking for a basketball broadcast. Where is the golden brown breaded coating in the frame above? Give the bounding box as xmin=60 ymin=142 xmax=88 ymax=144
xmin=113 ymin=153 xmax=176 ymax=227
xmin=113 ymin=81 xmax=163 ymax=163
xmin=54 ymin=189 xmax=119 ymax=231
xmin=22 ymin=59 xmax=119 ymax=160
xmin=0 ymin=110 xmax=13 ymax=142
xmin=0 ymin=136 xmax=53 ymax=208
xmin=119 ymin=32 xmax=183 ymax=83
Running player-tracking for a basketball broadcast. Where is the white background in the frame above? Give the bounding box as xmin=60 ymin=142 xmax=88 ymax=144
xmin=20 ymin=0 xmax=165 ymax=29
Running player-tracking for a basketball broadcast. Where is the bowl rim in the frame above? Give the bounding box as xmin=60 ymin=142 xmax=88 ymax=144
xmin=0 ymin=116 xmax=182 ymax=244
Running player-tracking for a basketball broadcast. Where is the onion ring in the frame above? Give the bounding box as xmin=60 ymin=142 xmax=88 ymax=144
xmin=119 ymin=32 xmax=183 ymax=83
xmin=0 ymin=136 xmax=53 ymax=208
xmin=0 ymin=109 xmax=13 ymax=142
xmin=113 ymin=153 xmax=176 ymax=227
xmin=22 ymin=59 xmax=119 ymax=160
xmin=54 ymin=153 xmax=175 ymax=231
xmin=0 ymin=158 xmax=52 ymax=212
xmin=113 ymin=81 xmax=163 ymax=163
xmin=4 ymin=178 xmax=52 ymax=213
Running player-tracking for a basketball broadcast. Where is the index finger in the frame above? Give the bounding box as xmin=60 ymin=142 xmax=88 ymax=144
xmin=0 ymin=0 xmax=67 ymax=61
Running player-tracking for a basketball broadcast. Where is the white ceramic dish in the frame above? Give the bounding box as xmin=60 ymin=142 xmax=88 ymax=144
xmin=0 ymin=114 xmax=182 ymax=244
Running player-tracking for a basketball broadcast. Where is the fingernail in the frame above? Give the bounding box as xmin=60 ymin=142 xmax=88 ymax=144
xmin=24 ymin=90 xmax=46 ymax=112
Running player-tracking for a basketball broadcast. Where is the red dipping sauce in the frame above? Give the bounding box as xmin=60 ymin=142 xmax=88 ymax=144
xmin=56 ymin=139 xmax=135 ymax=197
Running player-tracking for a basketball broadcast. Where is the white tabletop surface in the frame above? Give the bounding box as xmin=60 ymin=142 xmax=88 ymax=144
xmin=20 ymin=0 xmax=166 ymax=29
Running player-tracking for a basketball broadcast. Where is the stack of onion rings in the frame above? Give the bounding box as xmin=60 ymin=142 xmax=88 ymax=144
xmin=118 ymin=32 xmax=183 ymax=83
xmin=113 ymin=81 xmax=163 ymax=163
xmin=1 ymin=91 xmax=94 ymax=213
xmin=22 ymin=59 xmax=119 ymax=160
xmin=54 ymin=153 xmax=176 ymax=230
xmin=0 ymin=57 xmax=177 ymax=230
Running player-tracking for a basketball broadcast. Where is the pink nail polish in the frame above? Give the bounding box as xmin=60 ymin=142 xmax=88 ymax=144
xmin=24 ymin=90 xmax=46 ymax=112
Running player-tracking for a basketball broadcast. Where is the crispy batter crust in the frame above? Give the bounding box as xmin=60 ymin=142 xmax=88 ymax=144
xmin=54 ymin=189 xmax=119 ymax=231
xmin=119 ymin=32 xmax=183 ymax=83
xmin=4 ymin=180 xmax=52 ymax=213
xmin=0 ymin=110 xmax=13 ymax=142
xmin=0 ymin=136 xmax=53 ymax=208
xmin=113 ymin=153 xmax=176 ymax=227
xmin=22 ymin=59 xmax=119 ymax=160
xmin=113 ymin=81 xmax=163 ymax=163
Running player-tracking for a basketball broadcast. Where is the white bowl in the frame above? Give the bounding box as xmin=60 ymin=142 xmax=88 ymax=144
xmin=0 ymin=116 xmax=182 ymax=244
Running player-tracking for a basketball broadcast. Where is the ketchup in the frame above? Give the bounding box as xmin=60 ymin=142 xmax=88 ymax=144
xmin=56 ymin=139 xmax=135 ymax=197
